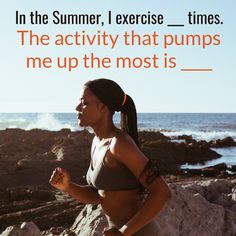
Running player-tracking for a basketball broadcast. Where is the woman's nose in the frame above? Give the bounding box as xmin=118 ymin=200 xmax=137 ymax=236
xmin=75 ymin=103 xmax=82 ymax=111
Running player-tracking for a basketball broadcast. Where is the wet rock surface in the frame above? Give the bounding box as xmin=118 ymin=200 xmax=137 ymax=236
xmin=141 ymin=139 xmax=221 ymax=175
xmin=209 ymin=136 xmax=236 ymax=148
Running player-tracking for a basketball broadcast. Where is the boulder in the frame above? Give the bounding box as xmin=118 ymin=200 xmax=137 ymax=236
xmin=70 ymin=180 xmax=236 ymax=236
xmin=209 ymin=137 xmax=236 ymax=148
xmin=139 ymin=131 xmax=170 ymax=143
xmin=141 ymin=140 xmax=221 ymax=175
xmin=71 ymin=204 xmax=108 ymax=236
xmin=42 ymin=227 xmax=77 ymax=236
xmin=1 ymin=222 xmax=41 ymax=236
xmin=182 ymin=179 xmax=236 ymax=205
xmin=201 ymin=167 xmax=221 ymax=177
xmin=182 ymin=163 xmax=228 ymax=178
xmin=210 ymin=162 xmax=228 ymax=171
xmin=195 ymin=140 xmax=210 ymax=149
xmin=154 ymin=184 xmax=226 ymax=236
xmin=177 ymin=135 xmax=194 ymax=143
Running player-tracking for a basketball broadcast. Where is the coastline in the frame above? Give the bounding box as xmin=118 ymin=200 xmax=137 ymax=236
xmin=0 ymin=128 xmax=236 ymax=235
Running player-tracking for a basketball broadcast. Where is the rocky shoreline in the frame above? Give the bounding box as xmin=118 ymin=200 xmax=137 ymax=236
xmin=0 ymin=128 xmax=236 ymax=235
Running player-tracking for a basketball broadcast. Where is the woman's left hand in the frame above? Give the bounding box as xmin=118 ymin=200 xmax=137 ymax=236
xmin=102 ymin=227 xmax=124 ymax=236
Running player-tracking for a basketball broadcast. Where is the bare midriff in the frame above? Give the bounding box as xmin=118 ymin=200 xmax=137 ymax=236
xmin=98 ymin=189 xmax=143 ymax=221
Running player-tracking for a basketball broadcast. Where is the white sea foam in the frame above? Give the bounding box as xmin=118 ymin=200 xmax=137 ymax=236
xmin=162 ymin=130 xmax=236 ymax=141
xmin=25 ymin=113 xmax=74 ymax=131
xmin=0 ymin=113 xmax=236 ymax=142
xmin=0 ymin=119 xmax=29 ymax=130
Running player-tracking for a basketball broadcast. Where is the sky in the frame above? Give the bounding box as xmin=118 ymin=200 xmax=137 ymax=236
xmin=0 ymin=0 xmax=235 ymax=113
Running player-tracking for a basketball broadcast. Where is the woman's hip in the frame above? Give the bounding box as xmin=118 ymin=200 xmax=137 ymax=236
xmin=106 ymin=216 xmax=158 ymax=236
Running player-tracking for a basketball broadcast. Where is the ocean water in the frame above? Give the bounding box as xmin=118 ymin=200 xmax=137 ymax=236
xmin=0 ymin=113 xmax=236 ymax=140
xmin=1 ymin=113 xmax=236 ymax=167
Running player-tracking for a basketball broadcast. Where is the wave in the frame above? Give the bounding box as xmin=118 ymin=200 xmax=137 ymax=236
xmin=0 ymin=118 xmax=29 ymax=130
xmin=0 ymin=113 xmax=77 ymax=131
xmin=162 ymin=130 xmax=236 ymax=141
xmin=26 ymin=113 xmax=76 ymax=131
xmin=0 ymin=113 xmax=236 ymax=142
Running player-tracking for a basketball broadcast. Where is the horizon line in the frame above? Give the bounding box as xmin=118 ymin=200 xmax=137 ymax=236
xmin=0 ymin=111 xmax=236 ymax=114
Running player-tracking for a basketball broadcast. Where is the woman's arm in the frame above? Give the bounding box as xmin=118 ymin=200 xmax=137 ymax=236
xmin=49 ymin=167 xmax=101 ymax=204
xmin=65 ymin=181 xmax=101 ymax=204
xmin=111 ymin=134 xmax=172 ymax=236
xmin=120 ymin=176 xmax=171 ymax=235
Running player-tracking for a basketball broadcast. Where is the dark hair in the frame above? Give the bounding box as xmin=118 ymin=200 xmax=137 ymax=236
xmin=84 ymin=78 xmax=139 ymax=147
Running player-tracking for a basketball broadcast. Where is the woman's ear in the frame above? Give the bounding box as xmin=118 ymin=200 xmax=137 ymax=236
xmin=97 ymin=102 xmax=109 ymax=114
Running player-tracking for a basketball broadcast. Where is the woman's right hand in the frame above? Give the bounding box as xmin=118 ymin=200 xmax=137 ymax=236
xmin=49 ymin=167 xmax=71 ymax=192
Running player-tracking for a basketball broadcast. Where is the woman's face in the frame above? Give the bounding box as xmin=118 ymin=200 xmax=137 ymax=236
xmin=75 ymin=87 xmax=103 ymax=127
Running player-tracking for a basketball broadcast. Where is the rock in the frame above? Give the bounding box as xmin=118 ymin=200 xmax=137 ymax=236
xmin=141 ymin=139 xmax=221 ymax=175
xmin=14 ymin=159 xmax=29 ymax=171
xmin=1 ymin=222 xmax=41 ymax=236
xmin=41 ymin=226 xmax=77 ymax=236
xmin=200 ymin=163 xmax=229 ymax=177
xmin=177 ymin=134 xmax=193 ymax=140
xmin=209 ymin=136 xmax=236 ymax=148
xmin=231 ymin=165 xmax=236 ymax=172
xmin=70 ymin=180 xmax=236 ymax=236
xmin=181 ymin=168 xmax=202 ymax=176
xmin=177 ymin=135 xmax=193 ymax=143
xmin=182 ymin=163 xmax=229 ymax=178
xmin=0 ymin=128 xmax=225 ymax=188
xmin=0 ymin=198 xmax=83 ymax=232
xmin=0 ymin=187 xmax=56 ymax=203
xmin=201 ymin=167 xmax=221 ymax=177
xmin=210 ymin=162 xmax=228 ymax=171
xmin=71 ymin=204 xmax=108 ymax=236
xmin=195 ymin=140 xmax=210 ymax=149
xmin=0 ymin=129 xmax=93 ymax=189
xmin=154 ymin=184 xmax=226 ymax=236
xmin=232 ymin=187 xmax=236 ymax=201
xmin=182 ymin=179 xmax=236 ymax=207
xmin=139 ymin=131 xmax=170 ymax=143
xmin=59 ymin=229 xmax=77 ymax=236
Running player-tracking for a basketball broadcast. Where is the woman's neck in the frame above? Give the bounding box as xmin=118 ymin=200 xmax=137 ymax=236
xmin=92 ymin=119 xmax=117 ymax=140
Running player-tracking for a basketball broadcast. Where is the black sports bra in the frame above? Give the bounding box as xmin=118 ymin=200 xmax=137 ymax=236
xmin=86 ymin=139 xmax=140 ymax=191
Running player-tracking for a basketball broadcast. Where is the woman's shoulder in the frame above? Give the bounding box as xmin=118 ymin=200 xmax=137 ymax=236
xmin=111 ymin=129 xmax=138 ymax=155
xmin=113 ymin=129 xmax=134 ymax=144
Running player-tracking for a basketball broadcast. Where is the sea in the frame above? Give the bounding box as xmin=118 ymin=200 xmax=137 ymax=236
xmin=0 ymin=113 xmax=236 ymax=168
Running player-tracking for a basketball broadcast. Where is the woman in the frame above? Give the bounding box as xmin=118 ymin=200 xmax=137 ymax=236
xmin=49 ymin=79 xmax=171 ymax=236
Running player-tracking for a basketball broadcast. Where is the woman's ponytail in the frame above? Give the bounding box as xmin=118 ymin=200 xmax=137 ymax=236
xmin=120 ymin=94 xmax=139 ymax=147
